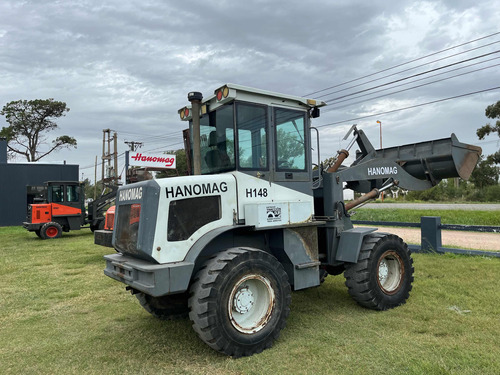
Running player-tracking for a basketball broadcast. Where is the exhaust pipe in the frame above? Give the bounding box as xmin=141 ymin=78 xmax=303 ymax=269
xmin=188 ymin=92 xmax=203 ymax=175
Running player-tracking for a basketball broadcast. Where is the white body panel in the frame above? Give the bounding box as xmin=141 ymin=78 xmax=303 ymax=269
xmin=151 ymin=174 xmax=237 ymax=263
xmin=244 ymin=201 xmax=312 ymax=228
xmin=230 ymin=171 xmax=313 ymax=222
xmin=151 ymin=171 xmax=313 ymax=264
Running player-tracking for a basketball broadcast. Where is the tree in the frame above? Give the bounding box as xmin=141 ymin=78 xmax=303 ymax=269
xmin=0 ymin=99 xmax=76 ymax=162
xmin=477 ymin=100 xmax=500 ymax=164
xmin=470 ymin=155 xmax=499 ymax=188
xmin=82 ymin=178 xmax=103 ymax=200
xmin=276 ymin=128 xmax=304 ymax=168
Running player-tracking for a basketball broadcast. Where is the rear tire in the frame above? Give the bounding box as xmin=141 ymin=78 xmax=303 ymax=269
xmin=40 ymin=222 xmax=62 ymax=239
xmin=90 ymin=219 xmax=105 ymax=232
xmin=189 ymin=248 xmax=291 ymax=357
xmin=344 ymin=233 xmax=413 ymax=311
xmin=135 ymin=292 xmax=189 ymax=320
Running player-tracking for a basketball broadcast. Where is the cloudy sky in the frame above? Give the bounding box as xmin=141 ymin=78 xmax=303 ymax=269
xmin=1 ymin=0 xmax=499 ymax=182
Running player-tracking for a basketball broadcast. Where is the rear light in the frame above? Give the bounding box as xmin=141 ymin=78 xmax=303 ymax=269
xmin=179 ymin=104 xmax=207 ymax=120
xmin=215 ymin=85 xmax=230 ymax=102
xmin=179 ymin=106 xmax=191 ymax=120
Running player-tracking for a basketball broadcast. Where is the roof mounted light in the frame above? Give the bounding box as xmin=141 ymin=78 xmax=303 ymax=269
xmin=178 ymin=106 xmax=192 ymax=121
xmin=215 ymin=85 xmax=232 ymax=102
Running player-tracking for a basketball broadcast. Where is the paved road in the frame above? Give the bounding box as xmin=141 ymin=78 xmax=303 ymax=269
xmin=362 ymin=203 xmax=500 ymax=211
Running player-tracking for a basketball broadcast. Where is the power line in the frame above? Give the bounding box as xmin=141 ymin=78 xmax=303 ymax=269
xmin=141 ymin=140 xmax=185 ymax=153
xmin=121 ymin=130 xmax=180 ymax=143
xmin=80 ymin=152 xmax=126 ymax=170
xmin=306 ymin=31 xmax=500 ymax=96
xmin=319 ymin=41 xmax=500 ymax=101
xmin=324 ymin=62 xmax=500 ymax=112
xmin=323 ymin=50 xmax=500 ymax=103
xmin=315 ymin=86 xmax=500 ymax=129
xmin=322 ymin=56 xmax=500 ymax=110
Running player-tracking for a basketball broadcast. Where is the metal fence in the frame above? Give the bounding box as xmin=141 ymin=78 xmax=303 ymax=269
xmin=352 ymin=216 xmax=500 ymax=258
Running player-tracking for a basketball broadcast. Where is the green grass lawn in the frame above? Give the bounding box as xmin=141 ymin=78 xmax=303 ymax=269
xmin=352 ymin=208 xmax=500 ymax=226
xmin=1 ymin=226 xmax=499 ymax=374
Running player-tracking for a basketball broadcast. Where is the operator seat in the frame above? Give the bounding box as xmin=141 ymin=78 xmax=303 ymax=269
xmin=204 ymin=131 xmax=230 ymax=169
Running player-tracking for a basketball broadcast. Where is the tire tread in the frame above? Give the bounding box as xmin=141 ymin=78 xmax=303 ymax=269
xmin=344 ymin=234 xmax=414 ymax=310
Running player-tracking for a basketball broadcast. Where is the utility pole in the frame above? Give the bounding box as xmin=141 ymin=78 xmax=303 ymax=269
xmin=124 ymin=141 xmax=143 ymax=151
xmin=94 ymin=156 xmax=97 ymax=200
xmin=376 ymin=120 xmax=382 ymax=149
xmin=124 ymin=140 xmax=143 ymax=185
xmin=102 ymin=129 xmax=119 ymax=189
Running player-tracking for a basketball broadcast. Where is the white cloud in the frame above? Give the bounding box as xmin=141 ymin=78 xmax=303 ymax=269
xmin=0 ymin=0 xmax=498 ymax=178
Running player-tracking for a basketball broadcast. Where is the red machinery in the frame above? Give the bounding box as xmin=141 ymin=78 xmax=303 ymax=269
xmin=24 ymin=181 xmax=116 ymax=239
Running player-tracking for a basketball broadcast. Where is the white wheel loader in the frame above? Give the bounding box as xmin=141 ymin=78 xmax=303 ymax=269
xmin=97 ymin=84 xmax=481 ymax=357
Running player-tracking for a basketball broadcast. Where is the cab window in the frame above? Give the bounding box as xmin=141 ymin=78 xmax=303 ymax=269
xmin=67 ymin=185 xmax=80 ymax=202
xmin=275 ymin=108 xmax=306 ymax=171
xmin=195 ymin=104 xmax=235 ymax=174
xmin=51 ymin=185 xmax=64 ymax=202
xmin=236 ymin=103 xmax=267 ymax=170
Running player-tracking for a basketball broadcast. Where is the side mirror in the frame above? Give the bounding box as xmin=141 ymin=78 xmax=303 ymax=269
xmin=311 ymin=107 xmax=320 ymax=118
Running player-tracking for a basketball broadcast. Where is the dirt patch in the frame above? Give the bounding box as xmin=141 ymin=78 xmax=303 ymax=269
xmin=372 ymin=227 xmax=500 ymax=251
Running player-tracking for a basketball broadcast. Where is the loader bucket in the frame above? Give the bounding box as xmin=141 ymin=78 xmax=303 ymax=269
xmin=378 ymin=134 xmax=481 ymax=182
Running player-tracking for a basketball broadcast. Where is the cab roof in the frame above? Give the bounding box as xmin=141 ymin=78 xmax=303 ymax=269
xmin=179 ymin=84 xmax=326 ymax=121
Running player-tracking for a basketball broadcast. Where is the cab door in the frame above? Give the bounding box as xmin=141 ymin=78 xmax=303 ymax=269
xmin=271 ymin=107 xmax=312 ymax=194
xmin=235 ymin=102 xmax=270 ymax=181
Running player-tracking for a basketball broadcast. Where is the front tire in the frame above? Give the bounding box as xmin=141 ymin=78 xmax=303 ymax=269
xmin=344 ymin=233 xmax=414 ymax=311
xmin=189 ymin=248 xmax=291 ymax=357
xmin=40 ymin=222 xmax=62 ymax=239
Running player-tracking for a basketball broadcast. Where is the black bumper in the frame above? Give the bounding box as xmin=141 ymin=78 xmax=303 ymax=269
xmin=23 ymin=222 xmax=42 ymax=231
xmin=104 ymin=253 xmax=194 ymax=297
xmin=94 ymin=229 xmax=114 ymax=248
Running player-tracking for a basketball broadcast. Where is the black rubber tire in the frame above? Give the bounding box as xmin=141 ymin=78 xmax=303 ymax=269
xmin=35 ymin=229 xmax=43 ymax=238
xmin=40 ymin=222 xmax=63 ymax=239
xmin=319 ymin=268 xmax=328 ymax=283
xmin=344 ymin=233 xmax=414 ymax=311
xmin=325 ymin=264 xmax=345 ymax=276
xmin=188 ymin=248 xmax=291 ymax=358
xmin=90 ymin=219 xmax=105 ymax=233
xmin=319 ymin=264 xmax=345 ymax=284
xmin=135 ymin=292 xmax=189 ymax=320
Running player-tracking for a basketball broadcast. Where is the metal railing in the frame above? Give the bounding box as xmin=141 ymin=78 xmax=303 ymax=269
xmin=352 ymin=216 xmax=500 ymax=258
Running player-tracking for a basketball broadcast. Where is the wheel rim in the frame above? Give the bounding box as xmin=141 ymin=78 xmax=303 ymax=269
xmin=46 ymin=226 xmax=59 ymax=238
xmin=377 ymin=250 xmax=404 ymax=295
xmin=228 ymin=274 xmax=275 ymax=334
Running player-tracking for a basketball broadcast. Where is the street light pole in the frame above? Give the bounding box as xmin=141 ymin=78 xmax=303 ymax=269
xmin=376 ymin=120 xmax=383 ymax=201
xmin=376 ymin=120 xmax=382 ymax=149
